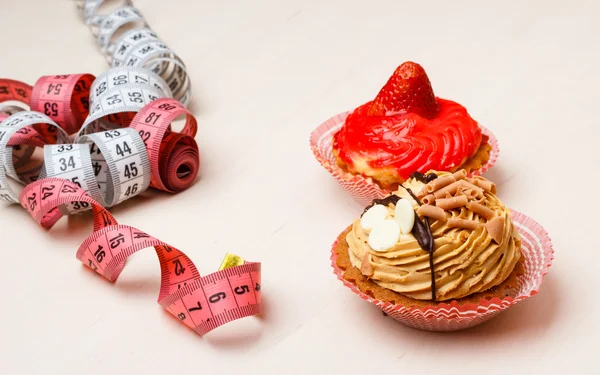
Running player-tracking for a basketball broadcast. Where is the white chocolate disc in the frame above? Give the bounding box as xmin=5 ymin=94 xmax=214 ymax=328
xmin=367 ymin=219 xmax=401 ymax=251
xmin=394 ymin=199 xmax=415 ymax=234
xmin=360 ymin=204 xmax=389 ymax=231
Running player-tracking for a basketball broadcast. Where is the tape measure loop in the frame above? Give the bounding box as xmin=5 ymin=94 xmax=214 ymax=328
xmin=120 ymin=44 xmax=190 ymax=106
xmin=17 ymin=177 xmax=117 ymax=230
xmin=129 ymin=98 xmax=199 ymax=192
xmin=30 ymin=74 xmax=96 ymax=135
xmin=77 ymin=128 xmax=151 ymax=207
xmin=1 ymin=112 xmax=46 ymax=181
xmin=97 ymin=6 xmax=147 ymax=56
xmin=0 ymin=79 xmax=32 ymax=114
xmin=0 ymin=112 xmax=71 ymax=202
xmin=158 ymin=261 xmax=262 ymax=335
xmin=82 ymin=0 xmax=135 ymax=28
xmin=77 ymin=84 xmax=168 ymax=139
xmin=111 ymin=27 xmax=160 ymax=68
xmin=89 ymin=66 xmax=172 ymax=109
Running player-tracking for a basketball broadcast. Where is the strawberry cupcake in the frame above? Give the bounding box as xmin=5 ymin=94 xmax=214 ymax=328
xmin=331 ymin=170 xmax=553 ymax=331
xmin=311 ymin=61 xmax=498 ymax=205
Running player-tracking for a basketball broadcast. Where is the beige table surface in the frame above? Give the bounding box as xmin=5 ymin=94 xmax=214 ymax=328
xmin=0 ymin=0 xmax=596 ymax=374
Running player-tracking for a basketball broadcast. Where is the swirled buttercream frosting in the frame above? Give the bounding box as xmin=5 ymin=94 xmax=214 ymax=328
xmin=346 ymin=171 xmax=521 ymax=301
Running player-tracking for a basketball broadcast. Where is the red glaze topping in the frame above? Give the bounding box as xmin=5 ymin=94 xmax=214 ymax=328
xmin=333 ymin=98 xmax=482 ymax=180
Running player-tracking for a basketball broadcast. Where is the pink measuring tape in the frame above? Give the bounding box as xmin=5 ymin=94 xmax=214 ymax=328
xmin=1 ymin=72 xmax=262 ymax=336
xmin=19 ymin=178 xmax=261 ymax=336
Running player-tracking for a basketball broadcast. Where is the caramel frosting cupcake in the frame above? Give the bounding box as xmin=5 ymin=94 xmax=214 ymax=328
xmin=339 ymin=170 xmax=523 ymax=303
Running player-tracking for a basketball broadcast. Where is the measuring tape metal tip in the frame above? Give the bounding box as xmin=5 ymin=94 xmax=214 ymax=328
xmin=219 ymin=253 xmax=245 ymax=271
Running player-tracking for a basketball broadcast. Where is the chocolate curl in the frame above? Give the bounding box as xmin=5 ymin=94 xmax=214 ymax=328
xmin=460 ymin=179 xmax=485 ymax=195
xmin=417 ymin=205 xmax=447 ymax=222
xmin=467 ymin=201 xmax=495 ymax=220
xmin=361 ymin=253 xmax=374 ymax=277
xmin=436 ymin=195 xmax=468 ymax=210
xmin=473 ymin=178 xmax=497 ymax=194
xmin=486 ymin=216 xmax=505 ymax=244
xmin=423 ymin=174 xmax=455 ymax=195
xmin=433 ymin=180 xmax=463 ymax=199
xmin=422 ymin=194 xmax=436 ymax=205
xmin=448 ymin=218 xmax=482 ymax=230
xmin=452 ymin=169 xmax=468 ymax=180
xmin=419 ymin=170 xmax=467 ymax=198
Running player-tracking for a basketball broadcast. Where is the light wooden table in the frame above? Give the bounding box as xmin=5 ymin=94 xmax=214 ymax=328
xmin=1 ymin=1 xmax=594 ymax=374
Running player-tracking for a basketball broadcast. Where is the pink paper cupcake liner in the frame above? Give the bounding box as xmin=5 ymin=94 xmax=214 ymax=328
xmin=310 ymin=110 xmax=500 ymax=207
xmin=331 ymin=210 xmax=554 ymax=331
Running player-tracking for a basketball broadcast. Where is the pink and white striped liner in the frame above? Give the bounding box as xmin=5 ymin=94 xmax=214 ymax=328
xmin=331 ymin=210 xmax=554 ymax=331
xmin=310 ymin=110 xmax=500 ymax=207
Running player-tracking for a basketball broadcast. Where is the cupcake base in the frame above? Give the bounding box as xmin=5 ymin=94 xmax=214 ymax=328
xmin=330 ymin=210 xmax=554 ymax=331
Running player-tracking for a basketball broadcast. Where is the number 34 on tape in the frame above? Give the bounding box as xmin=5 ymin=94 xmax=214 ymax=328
xmin=20 ymin=177 xmax=262 ymax=336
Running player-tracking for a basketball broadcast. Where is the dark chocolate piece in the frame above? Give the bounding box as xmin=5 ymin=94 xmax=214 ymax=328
xmin=426 ymin=173 xmax=438 ymax=183
xmin=412 ymin=212 xmax=434 ymax=254
xmin=397 ymin=185 xmax=437 ymax=302
xmin=361 ymin=195 xmax=401 ymax=217
xmin=409 ymin=171 xmax=438 ymax=184
xmin=409 ymin=171 xmax=428 ymax=183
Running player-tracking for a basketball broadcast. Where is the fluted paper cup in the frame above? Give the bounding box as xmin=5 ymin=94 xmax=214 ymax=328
xmin=310 ymin=110 xmax=500 ymax=206
xmin=331 ymin=210 xmax=554 ymax=331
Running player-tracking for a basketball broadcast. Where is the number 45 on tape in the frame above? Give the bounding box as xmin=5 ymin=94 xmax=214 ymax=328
xmin=19 ymin=177 xmax=262 ymax=336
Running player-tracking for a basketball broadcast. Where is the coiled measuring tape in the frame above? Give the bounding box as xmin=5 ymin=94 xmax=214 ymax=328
xmin=2 ymin=1 xmax=259 ymax=335
xmin=1 ymin=69 xmax=260 ymax=335
xmin=0 ymin=69 xmax=197 ymax=207
xmin=31 ymin=73 xmax=95 ymax=134
xmin=74 ymin=0 xmax=191 ymax=107
xmin=19 ymin=177 xmax=261 ymax=336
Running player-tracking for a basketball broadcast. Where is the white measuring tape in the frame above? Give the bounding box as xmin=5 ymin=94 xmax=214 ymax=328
xmin=0 ymin=110 xmax=151 ymax=213
xmin=89 ymin=66 xmax=172 ymax=108
xmin=0 ymin=112 xmax=71 ymax=202
xmin=79 ymin=83 xmax=167 ymax=137
xmin=75 ymin=0 xmax=191 ymax=107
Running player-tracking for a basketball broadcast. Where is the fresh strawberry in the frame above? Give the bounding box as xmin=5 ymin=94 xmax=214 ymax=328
xmin=368 ymin=61 xmax=440 ymax=119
